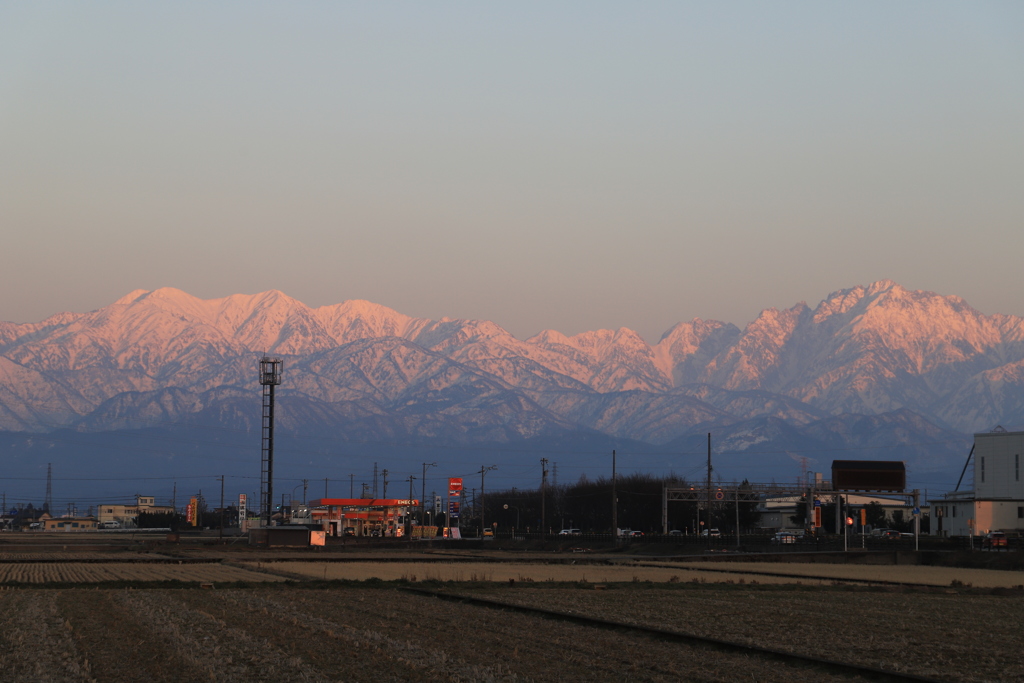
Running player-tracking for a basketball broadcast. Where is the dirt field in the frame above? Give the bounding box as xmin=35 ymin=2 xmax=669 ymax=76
xmin=0 ymin=561 xmax=283 ymax=584
xmin=0 ymin=584 xmax=1018 ymax=682
xmin=2 ymin=541 xmax=1023 ymax=681
xmin=473 ymin=584 xmax=1024 ymax=682
xmin=255 ymin=560 xmax=833 ymax=584
xmin=660 ymin=560 xmax=1024 ymax=588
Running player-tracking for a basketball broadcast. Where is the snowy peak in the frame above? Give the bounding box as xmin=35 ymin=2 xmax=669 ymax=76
xmin=314 ymin=299 xmax=422 ymax=343
xmin=654 ymin=318 xmax=740 ymax=385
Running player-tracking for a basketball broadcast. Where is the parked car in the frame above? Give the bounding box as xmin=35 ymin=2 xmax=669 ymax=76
xmin=984 ymin=531 xmax=1007 ymax=549
xmin=558 ymin=528 xmax=581 ymax=536
xmin=482 ymin=528 xmax=494 ymax=537
xmin=98 ymin=521 xmax=121 ymax=530
xmin=343 ymin=526 xmax=356 ymax=537
xmin=628 ymin=530 xmax=644 ymax=538
xmin=668 ymin=529 xmax=683 ymax=536
xmin=882 ymin=529 xmax=901 ymax=539
xmin=773 ymin=531 xmax=797 ymax=544
xmin=701 ymin=528 xmax=721 ymax=538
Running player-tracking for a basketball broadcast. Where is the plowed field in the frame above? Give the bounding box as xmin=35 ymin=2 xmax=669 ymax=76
xmin=663 ymin=560 xmax=1024 ymax=588
xmin=0 ymin=562 xmax=282 ymax=584
xmin=0 ymin=584 xmax=1018 ymax=682
xmin=255 ymin=560 xmax=832 ymax=584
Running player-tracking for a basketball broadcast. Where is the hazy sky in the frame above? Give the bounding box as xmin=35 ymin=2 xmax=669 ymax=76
xmin=2 ymin=2 xmax=1022 ymax=342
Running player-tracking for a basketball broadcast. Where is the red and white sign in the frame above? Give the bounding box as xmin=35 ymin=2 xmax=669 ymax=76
xmin=448 ymin=477 xmax=463 ymax=497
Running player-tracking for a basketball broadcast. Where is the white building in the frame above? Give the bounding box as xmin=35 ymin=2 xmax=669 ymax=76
xmin=930 ymin=429 xmax=1024 ymax=536
xmin=97 ymin=495 xmax=174 ymax=526
xmin=760 ymin=493 xmax=912 ymax=531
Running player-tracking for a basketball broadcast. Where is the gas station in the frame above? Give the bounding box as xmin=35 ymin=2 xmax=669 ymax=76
xmin=306 ymin=498 xmax=418 ymax=538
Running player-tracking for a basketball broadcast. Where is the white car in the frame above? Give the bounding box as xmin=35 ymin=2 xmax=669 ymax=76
xmin=558 ymin=528 xmax=581 ymax=536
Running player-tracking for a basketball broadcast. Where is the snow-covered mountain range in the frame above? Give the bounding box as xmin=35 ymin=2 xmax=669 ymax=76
xmin=2 ymin=280 xmax=1018 ymax=478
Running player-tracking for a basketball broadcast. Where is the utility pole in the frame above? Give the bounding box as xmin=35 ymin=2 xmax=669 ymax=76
xmin=611 ymin=450 xmax=617 ymax=537
xmin=172 ymin=482 xmax=177 ymax=514
xmin=382 ymin=469 xmax=389 ymax=498
xmin=540 ymin=458 xmax=548 ymax=538
xmin=324 ymin=478 xmax=328 ymax=499
xmin=349 ymin=474 xmax=354 ymax=498
xmin=302 ymin=479 xmax=307 ymax=505
xmin=45 ymin=464 xmax=53 ymax=514
xmin=218 ymin=475 xmax=224 ymax=540
xmin=422 ymin=462 xmax=437 ymax=527
xmin=406 ymin=475 xmax=416 ymax=542
xmin=373 ymin=463 xmax=378 ymax=498
xmin=706 ymin=433 xmax=713 ymax=544
xmin=479 ymin=465 xmax=496 ymax=537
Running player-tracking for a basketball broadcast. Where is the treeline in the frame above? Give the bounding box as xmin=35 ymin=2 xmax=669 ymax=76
xmin=457 ymin=474 xmax=760 ymax=534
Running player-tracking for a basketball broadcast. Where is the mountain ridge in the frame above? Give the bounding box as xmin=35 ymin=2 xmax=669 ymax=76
xmin=1 ymin=281 xmax=1021 ymax=462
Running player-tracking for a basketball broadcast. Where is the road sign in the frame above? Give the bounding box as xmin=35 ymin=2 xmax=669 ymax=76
xmin=814 ymin=499 xmax=821 ymax=508
xmin=912 ymin=507 xmax=921 ymax=516
xmin=714 ymin=491 xmax=724 ymax=500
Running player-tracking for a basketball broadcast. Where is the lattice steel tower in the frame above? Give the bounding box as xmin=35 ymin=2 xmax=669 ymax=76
xmin=259 ymin=357 xmax=283 ymax=525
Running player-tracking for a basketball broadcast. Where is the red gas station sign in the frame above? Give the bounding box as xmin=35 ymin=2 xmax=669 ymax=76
xmin=449 ymin=478 xmax=463 ymax=497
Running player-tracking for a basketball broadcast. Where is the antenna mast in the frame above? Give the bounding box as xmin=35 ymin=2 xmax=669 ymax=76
xmin=259 ymin=356 xmax=283 ymax=526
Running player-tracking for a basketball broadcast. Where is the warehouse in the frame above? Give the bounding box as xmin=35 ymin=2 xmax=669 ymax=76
xmin=930 ymin=428 xmax=1024 ymax=536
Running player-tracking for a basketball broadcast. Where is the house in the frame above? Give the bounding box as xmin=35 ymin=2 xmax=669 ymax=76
xmin=929 ymin=428 xmax=1024 ymax=536
xmin=41 ymin=517 xmax=97 ymax=532
xmin=97 ymin=495 xmax=175 ymax=527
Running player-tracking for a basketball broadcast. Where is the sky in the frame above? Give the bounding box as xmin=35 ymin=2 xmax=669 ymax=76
xmin=1 ymin=2 xmax=1022 ymax=343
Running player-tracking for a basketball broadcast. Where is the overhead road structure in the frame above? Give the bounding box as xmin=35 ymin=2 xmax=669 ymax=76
xmin=662 ymin=477 xmax=922 ymax=551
